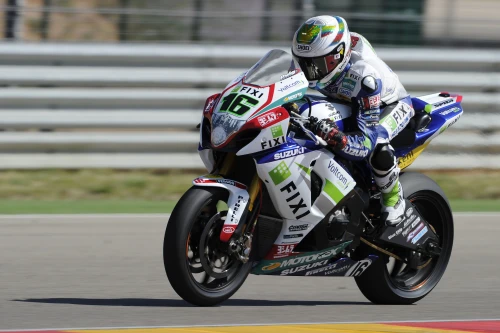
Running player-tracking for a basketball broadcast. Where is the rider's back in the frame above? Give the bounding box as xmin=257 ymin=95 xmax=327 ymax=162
xmin=321 ymin=33 xmax=409 ymax=106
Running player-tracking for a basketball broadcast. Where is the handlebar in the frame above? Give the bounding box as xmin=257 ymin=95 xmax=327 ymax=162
xmin=288 ymin=111 xmax=327 ymax=146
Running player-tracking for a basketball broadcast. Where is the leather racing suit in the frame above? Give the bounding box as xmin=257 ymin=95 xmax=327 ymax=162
xmin=306 ymin=33 xmax=415 ymax=223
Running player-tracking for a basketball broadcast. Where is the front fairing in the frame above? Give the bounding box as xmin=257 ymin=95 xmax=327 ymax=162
xmin=208 ymin=49 xmax=309 ymax=154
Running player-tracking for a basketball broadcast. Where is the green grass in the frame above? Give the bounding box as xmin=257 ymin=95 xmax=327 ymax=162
xmin=450 ymin=200 xmax=500 ymax=212
xmin=0 ymin=169 xmax=497 ymax=214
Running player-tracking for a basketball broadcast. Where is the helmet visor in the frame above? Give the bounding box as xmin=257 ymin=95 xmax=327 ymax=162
xmin=294 ymin=42 xmax=346 ymax=81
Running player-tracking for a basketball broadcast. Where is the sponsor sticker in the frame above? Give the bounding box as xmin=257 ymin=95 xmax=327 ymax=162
xmin=368 ymin=95 xmax=381 ymax=108
xmin=280 ymin=260 xmax=328 ymax=276
xmin=279 ymin=181 xmax=310 ymax=220
xmin=222 ymin=226 xmax=235 ymax=233
xmin=239 ymin=86 xmax=264 ymax=99
xmin=216 ymin=179 xmax=235 ymax=186
xmin=338 ymin=87 xmax=352 ymax=98
xmin=297 ymin=44 xmax=311 ymax=51
xmin=278 ymin=80 xmax=303 ymax=92
xmin=411 ymin=226 xmax=428 ymax=244
xmin=280 ymin=70 xmax=298 ymax=81
xmin=268 ymin=162 xmax=292 ymax=185
xmin=274 ymin=244 xmax=295 ymax=258
xmin=284 ymin=234 xmax=303 ymax=239
xmin=349 ymin=73 xmax=360 ymax=81
xmin=439 ymin=107 xmax=461 ymax=116
xmin=260 ymin=242 xmax=351 ymax=272
xmin=388 ymin=228 xmax=403 ymax=240
xmin=345 ymin=259 xmax=373 ymax=277
xmin=289 ymin=224 xmax=308 ymax=232
xmin=407 ymin=222 xmax=425 ymax=242
xmin=284 ymin=92 xmax=303 ymax=102
xmin=406 ymin=207 xmax=414 ymax=218
xmin=271 ymin=125 xmax=283 ymax=138
xmin=432 ymin=98 xmax=453 ymax=108
xmin=274 ymin=147 xmax=305 ymax=161
xmin=327 ymin=159 xmax=351 ymax=190
xmin=342 ymin=78 xmax=356 ymax=91
xmin=258 ymin=112 xmax=278 ymax=127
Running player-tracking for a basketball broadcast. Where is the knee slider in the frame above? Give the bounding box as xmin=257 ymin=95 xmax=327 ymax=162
xmin=370 ymin=144 xmax=395 ymax=172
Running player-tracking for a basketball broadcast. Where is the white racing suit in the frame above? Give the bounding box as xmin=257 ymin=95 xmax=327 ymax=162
xmin=315 ymin=33 xmax=414 ymax=224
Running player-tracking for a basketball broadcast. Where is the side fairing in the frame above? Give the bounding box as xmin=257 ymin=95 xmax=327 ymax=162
xmin=254 ymin=139 xmax=356 ymax=256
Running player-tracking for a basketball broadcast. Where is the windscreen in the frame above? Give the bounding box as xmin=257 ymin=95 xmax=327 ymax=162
xmin=244 ymin=49 xmax=298 ymax=87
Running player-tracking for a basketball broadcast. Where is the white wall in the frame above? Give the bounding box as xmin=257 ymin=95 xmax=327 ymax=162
xmin=424 ymin=0 xmax=500 ymax=42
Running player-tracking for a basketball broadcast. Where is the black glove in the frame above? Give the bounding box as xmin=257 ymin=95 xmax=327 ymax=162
xmin=315 ymin=119 xmax=347 ymax=149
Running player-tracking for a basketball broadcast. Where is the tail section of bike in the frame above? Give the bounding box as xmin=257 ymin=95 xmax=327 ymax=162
xmin=393 ymin=92 xmax=463 ymax=169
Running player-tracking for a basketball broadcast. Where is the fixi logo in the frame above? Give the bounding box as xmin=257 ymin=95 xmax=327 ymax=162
xmin=382 ymin=116 xmax=398 ymax=131
xmin=271 ymin=125 xmax=283 ymax=138
xmin=269 ymin=161 xmax=291 ymax=185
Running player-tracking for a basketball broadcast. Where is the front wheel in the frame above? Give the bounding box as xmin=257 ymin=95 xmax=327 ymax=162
xmin=163 ymin=186 xmax=252 ymax=306
xmin=355 ymin=172 xmax=454 ymax=304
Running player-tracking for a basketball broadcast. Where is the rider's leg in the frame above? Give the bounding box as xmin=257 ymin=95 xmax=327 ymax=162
xmin=371 ymin=97 xmax=415 ymax=225
xmin=369 ymin=143 xmax=405 ymax=226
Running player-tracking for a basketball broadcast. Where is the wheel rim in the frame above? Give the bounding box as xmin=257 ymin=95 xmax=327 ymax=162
xmin=386 ymin=192 xmax=451 ymax=292
xmin=185 ymin=206 xmax=243 ymax=293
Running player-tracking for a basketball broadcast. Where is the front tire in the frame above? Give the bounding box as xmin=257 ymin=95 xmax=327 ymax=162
xmin=355 ymin=172 xmax=454 ymax=304
xmin=163 ymin=186 xmax=252 ymax=306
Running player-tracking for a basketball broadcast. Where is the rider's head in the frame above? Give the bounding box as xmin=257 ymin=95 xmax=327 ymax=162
xmin=292 ymin=15 xmax=352 ymax=90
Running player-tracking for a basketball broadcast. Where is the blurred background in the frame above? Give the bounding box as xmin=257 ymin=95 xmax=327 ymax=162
xmin=0 ymin=0 xmax=498 ymax=214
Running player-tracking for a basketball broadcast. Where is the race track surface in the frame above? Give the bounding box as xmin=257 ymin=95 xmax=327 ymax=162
xmin=0 ymin=213 xmax=499 ymax=330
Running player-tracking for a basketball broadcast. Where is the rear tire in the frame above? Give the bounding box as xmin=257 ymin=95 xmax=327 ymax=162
xmin=355 ymin=172 xmax=454 ymax=304
xmin=164 ymin=186 xmax=252 ymax=306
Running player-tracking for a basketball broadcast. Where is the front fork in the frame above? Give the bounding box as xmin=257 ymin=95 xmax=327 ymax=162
xmin=220 ymin=153 xmax=261 ymax=214
xmin=193 ymin=153 xmax=261 ymax=262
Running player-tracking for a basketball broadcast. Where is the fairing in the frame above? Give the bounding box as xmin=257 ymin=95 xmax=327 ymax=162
xmin=207 ymin=49 xmax=309 ymax=153
xmin=395 ymin=93 xmax=463 ymax=169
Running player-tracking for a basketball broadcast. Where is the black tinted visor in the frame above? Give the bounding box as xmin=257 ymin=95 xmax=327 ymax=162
xmin=293 ymin=42 xmax=346 ymax=81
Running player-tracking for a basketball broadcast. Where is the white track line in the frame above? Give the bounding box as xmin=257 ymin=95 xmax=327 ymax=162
xmin=2 ymin=318 xmax=500 ymax=332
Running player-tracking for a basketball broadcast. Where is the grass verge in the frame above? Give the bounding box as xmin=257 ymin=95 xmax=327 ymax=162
xmin=0 ymin=169 xmax=497 ymax=214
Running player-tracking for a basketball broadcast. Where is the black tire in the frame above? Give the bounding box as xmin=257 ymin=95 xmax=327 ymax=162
xmin=355 ymin=172 xmax=454 ymax=304
xmin=163 ymin=186 xmax=252 ymax=306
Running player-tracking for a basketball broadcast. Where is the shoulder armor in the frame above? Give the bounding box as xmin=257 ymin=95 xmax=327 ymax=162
xmin=361 ymin=76 xmax=378 ymax=93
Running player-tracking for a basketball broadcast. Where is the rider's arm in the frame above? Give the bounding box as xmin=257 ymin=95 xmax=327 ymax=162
xmin=315 ymin=75 xmax=383 ymax=161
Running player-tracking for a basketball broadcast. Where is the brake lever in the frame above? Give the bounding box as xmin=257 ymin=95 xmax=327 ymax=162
xmin=290 ymin=116 xmax=327 ymax=146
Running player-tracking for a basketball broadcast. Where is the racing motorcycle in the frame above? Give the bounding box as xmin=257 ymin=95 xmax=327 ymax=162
xmin=163 ymin=49 xmax=461 ymax=306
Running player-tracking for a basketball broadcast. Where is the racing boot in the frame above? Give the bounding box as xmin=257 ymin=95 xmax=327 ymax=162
xmin=378 ymin=178 xmax=405 ymax=226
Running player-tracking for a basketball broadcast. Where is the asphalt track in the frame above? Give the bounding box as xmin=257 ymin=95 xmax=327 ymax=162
xmin=1 ymin=213 xmax=499 ymax=331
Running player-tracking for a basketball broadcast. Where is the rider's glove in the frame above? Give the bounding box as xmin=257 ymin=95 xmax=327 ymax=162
xmin=315 ymin=119 xmax=347 ymax=149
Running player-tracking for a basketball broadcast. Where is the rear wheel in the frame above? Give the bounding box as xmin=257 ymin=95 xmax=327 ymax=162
xmin=163 ymin=186 xmax=252 ymax=306
xmin=355 ymin=172 xmax=454 ymax=304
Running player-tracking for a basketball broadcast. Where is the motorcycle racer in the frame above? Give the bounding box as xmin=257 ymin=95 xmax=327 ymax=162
xmin=290 ymin=15 xmax=414 ymax=225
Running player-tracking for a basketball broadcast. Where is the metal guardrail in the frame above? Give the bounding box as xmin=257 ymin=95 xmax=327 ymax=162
xmin=0 ymin=43 xmax=496 ymax=169
xmin=0 ymin=66 xmax=497 ymax=92
xmin=0 ymin=153 xmax=496 ymax=170
xmin=0 ymin=44 xmax=499 ymax=71
xmin=0 ymin=88 xmax=495 ymax=112
xmin=0 ymin=111 xmax=494 ymax=131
